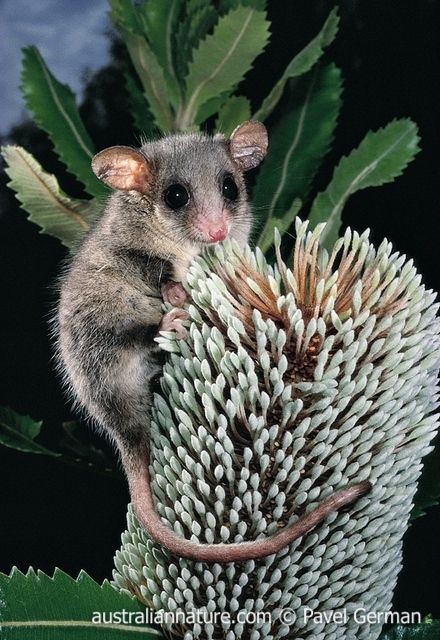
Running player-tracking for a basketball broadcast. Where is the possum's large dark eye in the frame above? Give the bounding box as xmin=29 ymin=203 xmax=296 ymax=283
xmin=222 ymin=175 xmax=239 ymax=201
xmin=164 ymin=184 xmax=189 ymax=209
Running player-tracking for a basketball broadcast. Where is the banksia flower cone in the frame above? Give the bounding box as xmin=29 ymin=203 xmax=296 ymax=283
xmin=113 ymin=219 xmax=440 ymax=640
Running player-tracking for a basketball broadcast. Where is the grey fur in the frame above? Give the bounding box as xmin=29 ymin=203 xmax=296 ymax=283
xmin=55 ymin=123 xmax=369 ymax=563
xmin=57 ymin=129 xmax=255 ymax=449
xmin=55 ymin=125 xmax=262 ymax=557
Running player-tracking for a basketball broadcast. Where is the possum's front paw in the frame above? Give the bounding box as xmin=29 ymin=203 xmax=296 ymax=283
xmin=161 ymin=281 xmax=187 ymax=307
xmin=159 ymin=307 xmax=189 ymax=339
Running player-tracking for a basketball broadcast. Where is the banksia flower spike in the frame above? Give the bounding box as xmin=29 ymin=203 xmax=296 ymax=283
xmin=113 ymin=219 xmax=440 ymax=640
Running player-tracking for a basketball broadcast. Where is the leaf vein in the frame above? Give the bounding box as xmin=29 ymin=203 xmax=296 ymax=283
xmin=322 ymin=127 xmax=414 ymax=243
xmin=36 ymin=50 xmax=93 ymax=159
xmin=184 ymin=9 xmax=254 ymax=124
xmin=267 ymin=68 xmax=318 ymax=219
xmin=17 ymin=149 xmax=90 ymax=230
xmin=0 ymin=620 xmax=161 ymax=634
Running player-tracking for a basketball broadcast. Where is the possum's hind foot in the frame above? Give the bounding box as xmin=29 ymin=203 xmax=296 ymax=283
xmin=161 ymin=281 xmax=187 ymax=307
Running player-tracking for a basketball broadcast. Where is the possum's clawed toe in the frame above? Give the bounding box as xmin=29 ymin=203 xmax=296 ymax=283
xmin=159 ymin=307 xmax=190 ymax=338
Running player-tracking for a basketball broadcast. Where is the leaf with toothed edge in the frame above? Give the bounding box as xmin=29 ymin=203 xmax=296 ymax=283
xmin=124 ymin=72 xmax=157 ymax=139
xmin=0 ymin=407 xmax=59 ymax=457
xmin=118 ymin=29 xmax=174 ymax=132
xmin=219 ymin=0 xmax=267 ymax=11
xmin=255 ymin=64 xmax=343 ymax=254
xmin=254 ymin=7 xmax=339 ymax=122
xmin=411 ymin=439 xmax=440 ymax=519
xmin=108 ymin=0 xmax=174 ymax=132
xmin=180 ymin=6 xmax=270 ymax=128
xmin=308 ymin=118 xmax=421 ymax=250
xmin=255 ymin=198 xmax=302 ymax=254
xmin=174 ymin=0 xmax=218 ymax=83
xmin=107 ymin=0 xmax=143 ymax=34
xmin=20 ymin=47 xmax=105 ymax=199
xmin=192 ymin=90 xmax=234 ymax=128
xmin=379 ymin=620 xmax=440 ymax=639
xmin=136 ymin=0 xmax=184 ymax=109
xmin=2 ymin=145 xmax=100 ymax=249
xmin=216 ymin=96 xmax=252 ymax=136
xmin=0 ymin=568 xmax=162 ymax=639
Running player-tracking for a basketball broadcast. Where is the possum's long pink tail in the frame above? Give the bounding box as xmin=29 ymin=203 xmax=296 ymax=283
xmin=129 ymin=464 xmax=371 ymax=563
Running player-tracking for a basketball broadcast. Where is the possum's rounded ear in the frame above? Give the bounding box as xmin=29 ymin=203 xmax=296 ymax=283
xmin=92 ymin=146 xmax=152 ymax=192
xmin=229 ymin=121 xmax=268 ymax=171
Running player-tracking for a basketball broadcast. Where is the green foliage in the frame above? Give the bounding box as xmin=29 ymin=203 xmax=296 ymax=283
xmin=254 ymin=7 xmax=339 ymax=121
xmin=107 ymin=0 xmax=142 ymax=33
xmin=20 ymin=47 xmax=105 ymax=199
xmin=0 ymin=568 xmax=162 ymax=639
xmin=255 ymin=63 xmax=343 ymax=253
xmin=137 ymin=0 xmax=183 ymax=106
xmin=58 ymin=421 xmax=116 ymax=470
xmin=380 ymin=620 xmax=440 ymax=639
xmin=124 ymin=72 xmax=156 ymax=137
xmin=174 ymin=0 xmax=218 ymax=81
xmin=309 ymin=119 xmax=420 ymax=249
xmin=0 ymin=407 xmax=58 ymax=457
xmin=4 ymin=1 xmax=422 ymax=257
xmin=2 ymin=145 xmax=98 ymax=249
xmin=216 ymin=95 xmax=251 ymax=136
xmin=219 ymin=0 xmax=267 ymax=11
xmin=0 ymin=406 xmax=117 ymax=475
xmin=178 ymin=6 xmax=270 ymax=128
xmin=2 ymin=145 xmax=97 ymax=248
xmin=120 ymin=31 xmax=174 ymax=131
xmin=0 ymin=2 xmax=436 ymax=630
xmin=1 ymin=2 xmax=428 ymax=496
xmin=109 ymin=0 xmax=175 ymax=129
xmin=411 ymin=441 xmax=440 ymax=519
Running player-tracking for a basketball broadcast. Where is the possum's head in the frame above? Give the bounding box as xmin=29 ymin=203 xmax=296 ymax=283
xmin=91 ymin=122 xmax=268 ymax=248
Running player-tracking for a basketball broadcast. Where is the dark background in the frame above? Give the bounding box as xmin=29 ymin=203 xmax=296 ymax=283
xmin=1 ymin=0 xmax=439 ymax=619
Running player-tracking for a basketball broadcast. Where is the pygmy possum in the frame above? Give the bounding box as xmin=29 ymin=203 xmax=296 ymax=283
xmin=56 ymin=121 xmax=370 ymax=563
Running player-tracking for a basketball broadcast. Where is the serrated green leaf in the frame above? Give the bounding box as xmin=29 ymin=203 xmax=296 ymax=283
xmin=124 ymin=72 xmax=157 ymax=138
xmin=379 ymin=620 xmax=440 ymax=639
xmin=119 ymin=28 xmax=174 ymax=132
xmin=255 ymin=64 xmax=343 ymax=253
xmin=108 ymin=0 xmax=143 ymax=34
xmin=0 ymin=407 xmax=58 ymax=457
xmin=2 ymin=145 xmax=99 ymax=249
xmin=0 ymin=568 xmax=162 ymax=639
xmin=255 ymin=199 xmax=302 ymax=253
xmin=179 ymin=7 xmax=270 ymax=128
xmin=109 ymin=0 xmax=174 ymax=124
xmin=137 ymin=0 xmax=184 ymax=108
xmin=254 ymin=7 xmax=339 ymax=121
xmin=192 ymin=91 xmax=232 ymax=128
xmin=109 ymin=2 xmax=174 ymax=131
xmin=215 ymin=96 xmax=251 ymax=136
xmin=219 ymin=0 xmax=267 ymax=11
xmin=175 ymin=0 xmax=218 ymax=83
xmin=411 ymin=441 xmax=440 ymax=519
xmin=20 ymin=47 xmax=104 ymax=199
xmin=309 ymin=119 xmax=421 ymax=249
xmin=60 ymin=422 xmax=111 ymax=465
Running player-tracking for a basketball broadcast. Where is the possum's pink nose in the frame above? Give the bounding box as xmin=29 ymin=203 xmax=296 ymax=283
xmin=208 ymin=227 xmax=228 ymax=242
